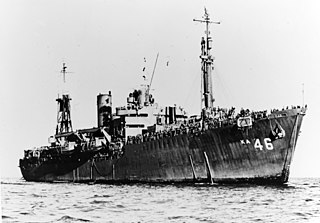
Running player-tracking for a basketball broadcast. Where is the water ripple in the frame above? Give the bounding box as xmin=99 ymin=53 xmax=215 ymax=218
xmin=55 ymin=215 xmax=91 ymax=222
xmin=2 ymin=178 xmax=320 ymax=222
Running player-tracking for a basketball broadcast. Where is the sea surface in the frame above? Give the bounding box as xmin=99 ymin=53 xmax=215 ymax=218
xmin=1 ymin=177 xmax=320 ymax=223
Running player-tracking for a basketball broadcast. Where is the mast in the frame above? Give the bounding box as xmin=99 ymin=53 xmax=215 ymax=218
xmin=56 ymin=63 xmax=73 ymax=135
xmin=194 ymin=8 xmax=220 ymax=119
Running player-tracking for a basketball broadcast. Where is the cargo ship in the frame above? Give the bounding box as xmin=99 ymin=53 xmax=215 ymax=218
xmin=19 ymin=9 xmax=306 ymax=184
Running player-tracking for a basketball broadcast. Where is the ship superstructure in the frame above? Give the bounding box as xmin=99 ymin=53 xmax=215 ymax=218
xmin=19 ymin=9 xmax=306 ymax=184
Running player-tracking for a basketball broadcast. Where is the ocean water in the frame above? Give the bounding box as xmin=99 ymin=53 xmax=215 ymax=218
xmin=1 ymin=178 xmax=320 ymax=223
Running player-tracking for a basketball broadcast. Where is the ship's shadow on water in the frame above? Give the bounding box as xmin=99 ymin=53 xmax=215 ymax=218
xmin=85 ymin=180 xmax=300 ymax=190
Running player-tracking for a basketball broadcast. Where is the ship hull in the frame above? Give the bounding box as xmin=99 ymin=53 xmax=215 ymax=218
xmin=20 ymin=108 xmax=305 ymax=184
xmin=19 ymin=150 xmax=99 ymax=182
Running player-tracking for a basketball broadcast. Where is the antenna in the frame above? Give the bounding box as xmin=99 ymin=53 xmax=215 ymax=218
xmin=193 ymin=7 xmax=220 ymax=43
xmin=60 ymin=62 xmax=73 ymax=83
xmin=193 ymin=7 xmax=221 ymax=24
xmin=61 ymin=63 xmax=67 ymax=83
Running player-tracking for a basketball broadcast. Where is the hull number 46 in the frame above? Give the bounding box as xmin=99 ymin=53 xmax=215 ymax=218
xmin=254 ymin=138 xmax=273 ymax=150
xmin=240 ymin=138 xmax=274 ymax=150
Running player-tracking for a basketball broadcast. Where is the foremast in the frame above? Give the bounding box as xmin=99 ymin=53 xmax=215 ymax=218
xmin=194 ymin=9 xmax=220 ymax=119
xmin=56 ymin=63 xmax=73 ymax=135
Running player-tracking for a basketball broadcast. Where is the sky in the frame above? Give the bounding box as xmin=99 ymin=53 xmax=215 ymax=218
xmin=1 ymin=0 xmax=320 ymax=178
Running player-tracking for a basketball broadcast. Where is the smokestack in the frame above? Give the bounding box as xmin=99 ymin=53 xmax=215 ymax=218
xmin=97 ymin=92 xmax=112 ymax=127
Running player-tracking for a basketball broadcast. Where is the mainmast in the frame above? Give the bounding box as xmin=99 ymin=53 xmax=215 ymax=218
xmin=56 ymin=63 xmax=73 ymax=135
xmin=194 ymin=8 xmax=220 ymax=119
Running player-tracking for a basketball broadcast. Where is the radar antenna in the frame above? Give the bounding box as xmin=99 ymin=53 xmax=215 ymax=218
xmin=60 ymin=62 xmax=73 ymax=83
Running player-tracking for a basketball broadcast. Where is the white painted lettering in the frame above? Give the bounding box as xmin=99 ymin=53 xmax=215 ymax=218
xmin=264 ymin=138 xmax=274 ymax=150
xmin=254 ymin=139 xmax=263 ymax=150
